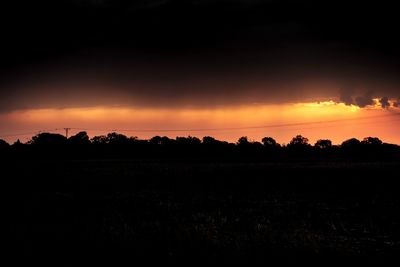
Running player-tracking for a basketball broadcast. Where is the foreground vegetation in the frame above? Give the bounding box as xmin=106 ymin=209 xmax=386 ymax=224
xmin=7 ymin=157 xmax=400 ymax=264
xmin=5 ymin=132 xmax=400 ymax=263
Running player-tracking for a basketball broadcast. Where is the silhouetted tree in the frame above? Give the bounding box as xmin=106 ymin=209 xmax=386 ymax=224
xmin=12 ymin=139 xmax=23 ymax=147
xmin=202 ymin=136 xmax=218 ymax=145
xmin=202 ymin=136 xmax=221 ymax=148
xmin=9 ymin=139 xmax=26 ymax=154
xmin=176 ymin=136 xmax=201 ymax=146
xmin=160 ymin=136 xmax=175 ymax=146
xmin=201 ymin=136 xmax=230 ymax=154
xmin=29 ymin=133 xmax=67 ymax=147
xmin=106 ymin=132 xmax=130 ymax=145
xmin=315 ymin=139 xmax=332 ymax=149
xmin=262 ymin=137 xmax=278 ymax=147
xmin=0 ymin=139 xmax=10 ymax=157
xmin=237 ymin=136 xmax=250 ymax=146
xmin=341 ymin=138 xmax=361 ymax=149
xmin=91 ymin=135 xmax=107 ymax=144
xmin=0 ymin=139 xmax=9 ymax=149
xmin=288 ymin=135 xmax=310 ymax=148
xmin=150 ymin=136 xmax=162 ymax=145
xmin=2 ymin=132 xmax=400 ymax=160
xmin=129 ymin=136 xmax=140 ymax=143
xmin=68 ymin=131 xmax=90 ymax=146
xmin=361 ymin=137 xmax=383 ymax=146
xmin=252 ymin=141 xmax=264 ymax=148
xmin=130 ymin=137 xmax=148 ymax=149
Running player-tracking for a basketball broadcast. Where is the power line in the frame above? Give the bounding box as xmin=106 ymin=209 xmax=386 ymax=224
xmin=0 ymin=128 xmax=60 ymax=138
xmin=70 ymin=112 xmax=400 ymax=133
xmin=0 ymin=112 xmax=399 ymax=138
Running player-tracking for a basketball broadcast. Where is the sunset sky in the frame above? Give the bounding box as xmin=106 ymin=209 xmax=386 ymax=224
xmin=1 ymin=0 xmax=400 ymax=144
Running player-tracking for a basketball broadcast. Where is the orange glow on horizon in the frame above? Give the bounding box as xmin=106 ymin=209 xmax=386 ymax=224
xmin=0 ymin=100 xmax=399 ymax=145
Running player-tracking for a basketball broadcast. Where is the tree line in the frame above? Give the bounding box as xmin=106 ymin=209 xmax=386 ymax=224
xmin=0 ymin=132 xmax=399 ymax=160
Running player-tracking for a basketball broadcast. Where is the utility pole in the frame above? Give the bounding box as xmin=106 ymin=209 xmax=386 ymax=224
xmin=64 ymin=128 xmax=71 ymax=138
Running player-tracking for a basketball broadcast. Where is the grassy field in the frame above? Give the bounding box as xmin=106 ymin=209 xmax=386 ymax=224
xmin=8 ymin=159 xmax=400 ymax=264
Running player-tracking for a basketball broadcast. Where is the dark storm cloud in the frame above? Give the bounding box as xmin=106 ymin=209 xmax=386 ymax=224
xmin=339 ymin=88 xmax=354 ymax=106
xmin=1 ymin=59 xmax=399 ymax=113
xmin=338 ymin=84 xmax=400 ymax=108
xmin=1 ymin=0 xmax=400 ymax=111
xmin=355 ymin=91 xmax=375 ymax=108
xmin=379 ymin=97 xmax=390 ymax=108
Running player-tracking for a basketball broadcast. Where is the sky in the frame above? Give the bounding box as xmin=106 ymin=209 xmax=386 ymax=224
xmin=0 ymin=0 xmax=400 ymax=144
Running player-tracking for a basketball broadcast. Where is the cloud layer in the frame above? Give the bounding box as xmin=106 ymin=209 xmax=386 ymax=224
xmin=0 ymin=0 xmax=400 ymax=111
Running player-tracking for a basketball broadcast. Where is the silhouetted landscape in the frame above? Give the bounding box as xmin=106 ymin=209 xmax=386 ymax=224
xmin=2 ymin=132 xmax=400 ymax=160
xmin=5 ymin=132 xmax=400 ymax=264
xmin=3 ymin=0 xmax=400 ymax=265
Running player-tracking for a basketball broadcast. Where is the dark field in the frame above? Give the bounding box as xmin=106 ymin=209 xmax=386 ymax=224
xmin=8 ymin=159 xmax=400 ymax=264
